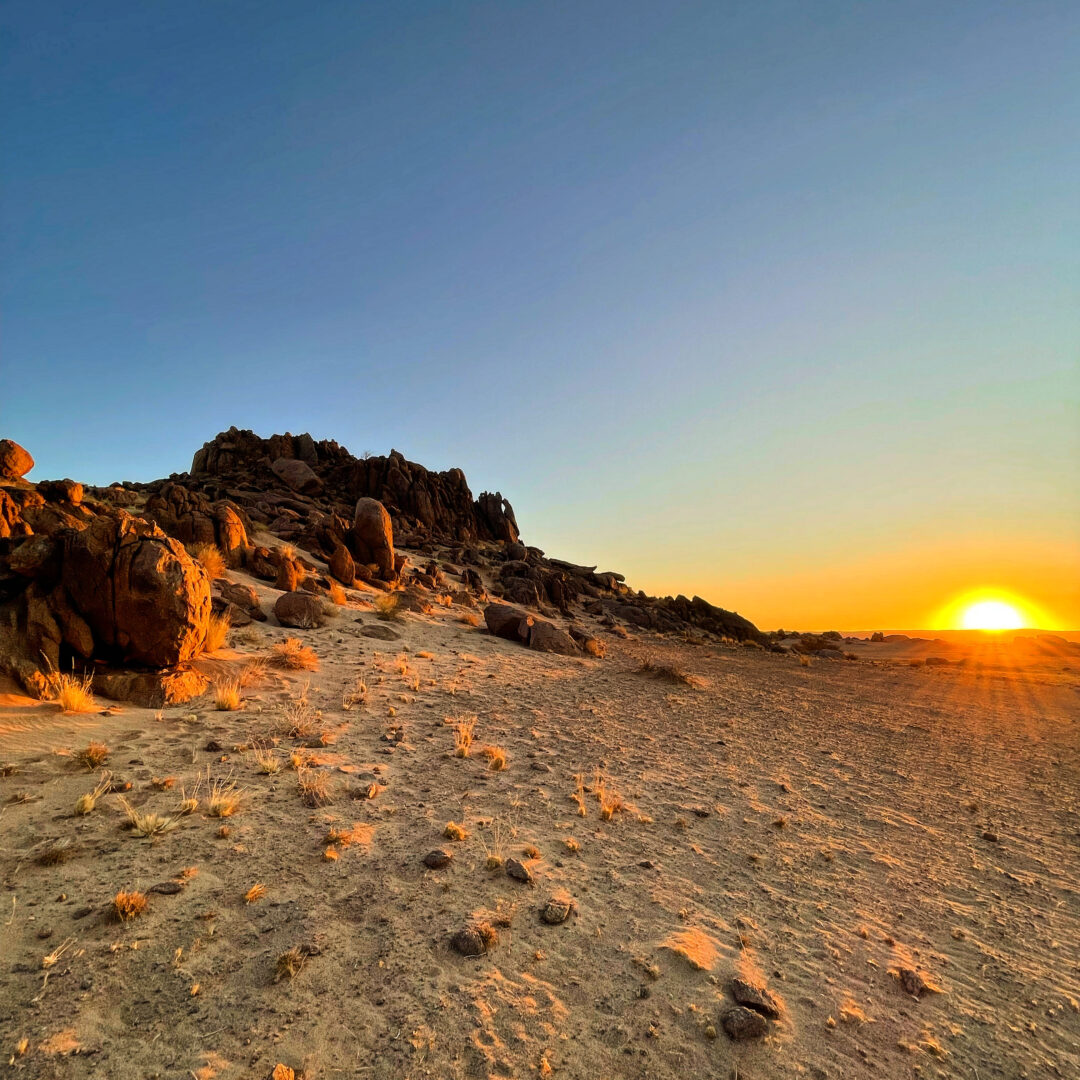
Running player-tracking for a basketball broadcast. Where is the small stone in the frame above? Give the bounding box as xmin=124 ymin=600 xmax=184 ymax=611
xmin=451 ymin=924 xmax=497 ymax=956
xmin=982 ymin=830 xmax=999 ymax=842
xmin=149 ymin=881 xmax=184 ymax=895
xmin=721 ymin=1005 xmax=769 ymax=1040
xmin=505 ymin=858 xmax=533 ymax=884
xmin=540 ymin=896 xmax=573 ymax=925
xmin=898 ymin=967 xmax=941 ymax=997
xmin=422 ymin=850 xmax=453 ymax=869
xmin=205 ymin=740 xmax=224 ymax=752
xmin=731 ymin=977 xmax=781 ymax=1018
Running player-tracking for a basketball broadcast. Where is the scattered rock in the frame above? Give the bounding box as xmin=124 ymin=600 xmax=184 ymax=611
xmin=274 ymin=590 xmax=325 ymax=629
xmin=359 ymin=623 xmax=401 ymax=641
xmin=422 ymin=850 xmax=453 ymax=869
xmin=540 ymin=896 xmax=574 ymax=924
xmin=721 ymin=1005 xmax=769 ymax=1040
xmin=148 ymin=881 xmax=184 ymax=895
xmin=982 ymin=830 xmax=999 ymax=842
xmin=898 ymin=967 xmax=943 ymax=997
xmin=731 ymin=977 xmax=781 ymax=1019
xmin=505 ymin=858 xmax=533 ymax=884
xmin=451 ymin=924 xmax=497 ymax=956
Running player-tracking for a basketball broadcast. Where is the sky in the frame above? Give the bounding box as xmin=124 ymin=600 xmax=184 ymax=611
xmin=2 ymin=1 xmax=1077 ymax=631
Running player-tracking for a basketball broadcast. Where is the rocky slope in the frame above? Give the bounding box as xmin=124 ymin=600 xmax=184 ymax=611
xmin=0 ymin=430 xmax=761 ymax=706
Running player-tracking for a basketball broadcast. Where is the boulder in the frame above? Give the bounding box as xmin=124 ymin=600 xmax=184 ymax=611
xmin=0 ymin=439 xmax=33 ymax=481
xmin=93 ymin=667 xmax=209 ymax=709
xmin=329 ymin=543 xmax=356 ymax=586
xmin=484 ymin=603 xmax=531 ymax=643
xmin=271 ymin=457 xmax=321 ymax=494
xmin=527 ymin=619 xmax=580 ymax=656
xmin=56 ymin=513 xmax=211 ymax=667
xmin=217 ymin=581 xmax=266 ymax=621
xmin=351 ymin=498 xmax=395 ymax=580
xmin=37 ymin=479 xmax=83 ymax=505
xmin=274 ymin=590 xmax=325 ymax=629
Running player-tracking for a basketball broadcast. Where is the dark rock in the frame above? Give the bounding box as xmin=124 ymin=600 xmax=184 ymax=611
xmin=484 ymin=603 xmax=530 ymax=643
xmin=422 ymin=850 xmax=453 ymax=869
xmin=721 ymin=1005 xmax=769 ymax=1040
xmin=271 ymin=457 xmax=322 ymax=494
xmin=350 ymin=498 xmax=396 ymax=581
xmin=540 ymin=896 xmax=573 ymax=924
xmin=148 ymin=881 xmax=184 ymax=895
xmin=451 ymin=924 xmax=497 ymax=956
xmin=274 ymin=590 xmax=325 ymax=629
xmin=505 ymin=858 xmax=533 ymax=884
xmin=329 ymin=544 xmax=355 ymax=586
xmin=359 ymin=623 xmax=401 ymax=641
xmin=731 ymin=977 xmax=781 ymax=1019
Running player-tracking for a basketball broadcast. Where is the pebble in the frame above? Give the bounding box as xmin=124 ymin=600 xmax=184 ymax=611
xmin=422 ymin=850 xmax=453 ymax=869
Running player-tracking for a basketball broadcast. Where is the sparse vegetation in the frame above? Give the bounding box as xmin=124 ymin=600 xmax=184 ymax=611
xmin=253 ymin=744 xmax=282 ymax=775
xmin=119 ymin=796 xmax=181 ymax=838
xmin=189 ymin=542 xmax=226 ymax=580
xmin=204 ymin=612 xmax=231 ymax=653
xmin=458 ymin=611 xmax=480 ymax=627
xmin=297 ymin=767 xmax=332 ymax=807
xmin=74 ymin=773 xmax=112 ymax=815
xmin=342 ymin=675 xmax=367 ymax=710
xmin=270 ymin=637 xmax=319 ymax=671
xmin=244 ymin=883 xmax=267 ymax=904
xmin=113 ymin=890 xmax=149 ymax=921
xmin=214 ymin=677 xmax=242 ymax=711
xmin=51 ymin=671 xmax=96 ymax=714
xmin=479 ymin=744 xmax=507 ymax=771
xmin=452 ymin=715 xmax=476 ymax=757
xmin=444 ymin=821 xmax=469 ymax=842
xmin=328 ymin=581 xmax=347 ymax=605
xmin=374 ymin=593 xmax=401 ymax=621
xmin=274 ymin=946 xmax=306 ymax=982
xmin=73 ymin=741 xmax=110 ymax=770
xmin=206 ymin=775 xmax=245 ymax=817
xmin=637 ymin=658 xmax=700 ymax=687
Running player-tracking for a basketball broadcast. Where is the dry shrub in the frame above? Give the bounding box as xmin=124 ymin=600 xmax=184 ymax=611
xmin=73 ymin=741 xmax=110 ymax=770
xmin=239 ymin=657 xmax=267 ymax=687
xmin=253 ymin=744 xmax=282 ymax=775
xmin=479 ymin=744 xmax=507 ymax=771
xmin=328 ymin=581 xmax=347 ymax=606
xmin=189 ymin=542 xmax=226 ymax=580
xmin=798 ymin=653 xmax=811 ymax=668
xmin=113 ymin=890 xmax=149 ymax=921
xmin=444 ymin=821 xmax=468 ymax=842
xmin=564 ymin=837 xmax=580 ymax=853
xmin=214 ymin=678 xmax=242 ymax=711
xmin=325 ymin=822 xmax=374 ymax=848
xmin=270 ymin=637 xmax=319 ymax=671
xmin=342 ymin=675 xmax=367 ymax=710
xmin=458 ymin=611 xmax=480 ymax=627
xmin=374 ymin=594 xmax=401 ymax=621
xmin=452 ymin=715 xmax=476 ymax=758
xmin=274 ymin=947 xmax=305 ymax=982
xmin=74 ymin=773 xmax=112 ymax=816
xmin=204 ymin=612 xmax=231 ymax=653
xmin=50 ymin=671 xmax=95 ymax=714
xmin=206 ymin=775 xmax=245 ymax=817
xmin=119 ymin=796 xmax=181 ymax=838
xmin=244 ymin=883 xmax=267 ymax=904
xmin=36 ymin=840 xmax=74 ymax=866
xmin=637 ymin=658 xmax=700 ymax=687
xmin=297 ymin=767 xmax=332 ymax=807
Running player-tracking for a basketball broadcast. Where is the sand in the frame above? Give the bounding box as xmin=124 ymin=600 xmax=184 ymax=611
xmin=1 ymin=570 xmax=1078 ymax=1079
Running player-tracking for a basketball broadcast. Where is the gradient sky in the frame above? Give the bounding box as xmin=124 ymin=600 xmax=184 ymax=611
xmin=3 ymin=1 xmax=1077 ymax=630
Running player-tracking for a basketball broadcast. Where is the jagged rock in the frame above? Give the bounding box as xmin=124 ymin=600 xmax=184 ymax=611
xmin=142 ymin=483 xmax=250 ymax=566
xmin=274 ymin=590 xmax=325 ymax=629
xmin=350 ymin=498 xmax=395 ymax=581
xmin=271 ymin=457 xmax=322 ymax=494
xmin=217 ymin=581 xmax=266 ymax=621
xmin=721 ymin=1005 xmax=769 ymax=1040
xmin=505 ymin=858 xmax=534 ymax=884
xmin=0 ymin=489 xmax=31 ymax=538
xmin=0 ymin=439 xmax=33 ymax=481
xmin=731 ymin=978 xmax=781 ymax=1019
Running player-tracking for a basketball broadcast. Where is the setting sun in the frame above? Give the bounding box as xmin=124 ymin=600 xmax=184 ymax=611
xmin=960 ymin=599 xmax=1025 ymax=631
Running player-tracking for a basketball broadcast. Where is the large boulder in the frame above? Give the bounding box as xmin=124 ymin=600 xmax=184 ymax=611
xmin=271 ymin=457 xmax=321 ymax=495
xmin=329 ymin=543 xmax=356 ymax=586
xmin=484 ymin=602 xmax=531 ymax=643
xmin=526 ymin=619 xmax=580 ymax=655
xmin=274 ymin=590 xmax=325 ymax=629
xmin=350 ymin=498 xmax=395 ymax=580
xmin=0 ymin=439 xmax=33 ymax=481
xmin=47 ymin=513 xmax=211 ymax=667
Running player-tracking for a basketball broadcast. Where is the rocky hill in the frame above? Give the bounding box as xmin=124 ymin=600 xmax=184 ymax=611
xmin=0 ymin=430 xmax=761 ymax=706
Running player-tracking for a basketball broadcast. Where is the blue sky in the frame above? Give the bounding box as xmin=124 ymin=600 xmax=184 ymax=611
xmin=2 ymin=1 xmax=1077 ymax=627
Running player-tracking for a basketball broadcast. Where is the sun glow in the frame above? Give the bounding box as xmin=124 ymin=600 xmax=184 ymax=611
xmin=934 ymin=589 xmax=1047 ymax=633
xmin=960 ymin=599 xmax=1024 ymax=631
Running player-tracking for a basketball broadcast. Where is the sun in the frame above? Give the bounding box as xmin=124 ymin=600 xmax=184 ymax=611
xmin=960 ymin=599 xmax=1025 ymax=631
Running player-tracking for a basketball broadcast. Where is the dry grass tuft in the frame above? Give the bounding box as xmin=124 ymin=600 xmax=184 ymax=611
xmin=444 ymin=821 xmax=469 ymax=842
xmin=113 ymin=890 xmax=149 ymax=921
xmin=274 ymin=947 xmax=306 ymax=982
xmin=297 ymin=767 xmax=333 ymax=807
xmin=452 ymin=715 xmax=476 ymax=758
xmin=189 ymin=542 xmax=227 ymax=580
xmin=119 ymin=796 xmax=181 ymax=838
xmin=244 ymin=883 xmax=267 ymax=904
xmin=637 ymin=658 xmax=700 ymax=687
xmin=74 ymin=773 xmax=112 ymax=816
xmin=239 ymin=656 xmax=267 ymax=687
xmin=204 ymin=612 xmax=231 ymax=653
xmin=52 ymin=671 xmax=96 ymax=714
xmin=253 ymin=744 xmax=282 ymax=775
xmin=342 ymin=675 xmax=367 ymax=710
xmin=214 ymin=677 xmax=242 ymax=711
xmin=325 ymin=822 xmax=374 ymax=848
xmin=270 ymin=637 xmax=319 ymax=671
xmin=458 ymin=611 xmax=481 ymax=627
xmin=328 ymin=581 xmax=347 ymax=606
xmin=374 ymin=593 xmax=401 ymax=621
xmin=798 ymin=653 xmax=811 ymax=668
xmin=206 ymin=774 xmax=245 ymax=817
xmin=564 ymin=837 xmax=580 ymax=853
xmin=36 ymin=839 xmax=75 ymax=866
xmin=73 ymin=741 xmax=110 ymax=770
xmin=479 ymin=744 xmax=507 ymax=771
xmin=175 ymin=780 xmax=201 ymax=816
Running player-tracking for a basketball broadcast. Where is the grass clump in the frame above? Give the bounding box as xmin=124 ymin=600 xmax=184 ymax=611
xmin=204 ymin=612 xmax=231 ymax=653
xmin=479 ymin=744 xmax=507 ymax=771
xmin=270 ymin=637 xmax=319 ymax=671
xmin=113 ymin=890 xmax=149 ymax=921
xmin=74 ymin=773 xmax=112 ymax=815
xmin=444 ymin=821 xmax=469 ymax=842
xmin=214 ymin=677 xmax=242 ymax=711
xmin=253 ymin=744 xmax=282 ymax=775
xmin=452 ymin=715 xmax=476 ymax=758
xmin=189 ymin=542 xmax=227 ymax=580
xmin=51 ymin=671 xmax=96 ymax=714
xmin=328 ymin=581 xmax=347 ymax=606
xmin=297 ymin=767 xmax=333 ymax=807
xmin=342 ymin=675 xmax=367 ymax=710
xmin=73 ymin=741 xmax=110 ymax=770
xmin=244 ymin=883 xmax=267 ymax=904
xmin=206 ymin=775 xmax=245 ymax=817
xmin=374 ymin=593 xmax=401 ymax=621
xmin=119 ymin=796 xmax=181 ymax=838
xmin=274 ymin=946 xmax=306 ymax=982
xmin=458 ymin=611 xmax=480 ymax=627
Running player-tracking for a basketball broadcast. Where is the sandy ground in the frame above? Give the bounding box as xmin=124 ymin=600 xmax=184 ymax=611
xmin=1 ymin=578 xmax=1078 ymax=1080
